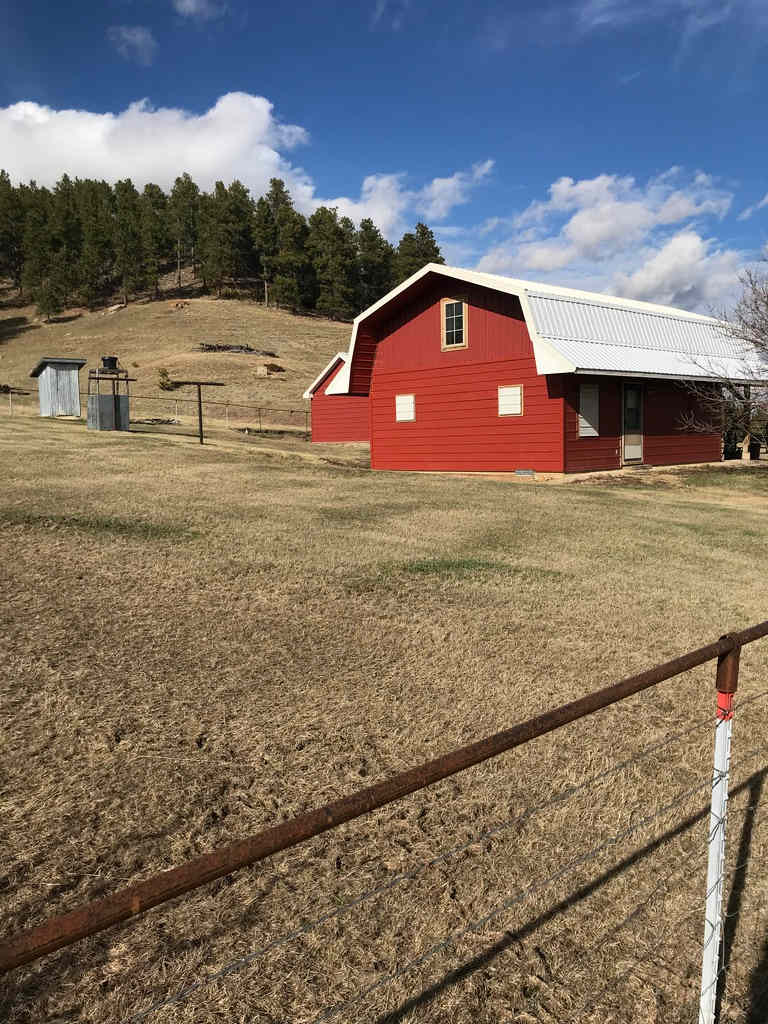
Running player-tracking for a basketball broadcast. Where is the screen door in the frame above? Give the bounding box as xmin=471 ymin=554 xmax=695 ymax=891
xmin=623 ymin=383 xmax=643 ymax=462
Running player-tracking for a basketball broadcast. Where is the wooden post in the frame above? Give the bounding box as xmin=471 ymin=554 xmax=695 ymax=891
xmin=197 ymin=384 xmax=204 ymax=444
xmin=8 ymin=391 xmax=12 ymax=416
xmin=258 ymin=408 xmax=262 ymax=432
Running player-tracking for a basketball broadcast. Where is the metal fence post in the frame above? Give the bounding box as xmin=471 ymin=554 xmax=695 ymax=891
xmin=699 ymin=639 xmax=740 ymax=1024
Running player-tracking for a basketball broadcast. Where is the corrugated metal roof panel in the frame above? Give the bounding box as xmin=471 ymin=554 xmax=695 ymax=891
xmin=525 ymin=292 xmax=768 ymax=380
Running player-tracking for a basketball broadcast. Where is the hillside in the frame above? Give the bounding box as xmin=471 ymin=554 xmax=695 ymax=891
xmin=0 ymin=287 xmax=351 ymax=410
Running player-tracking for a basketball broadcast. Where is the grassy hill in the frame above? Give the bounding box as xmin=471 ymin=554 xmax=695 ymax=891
xmin=0 ymin=286 xmax=350 ymax=412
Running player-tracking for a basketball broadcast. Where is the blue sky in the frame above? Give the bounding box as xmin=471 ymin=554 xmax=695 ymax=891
xmin=2 ymin=0 xmax=768 ymax=311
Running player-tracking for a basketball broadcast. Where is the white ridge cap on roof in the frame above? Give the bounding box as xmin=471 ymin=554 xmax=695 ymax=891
xmin=302 ymin=352 xmax=349 ymax=399
xmin=339 ymin=263 xmax=768 ymax=389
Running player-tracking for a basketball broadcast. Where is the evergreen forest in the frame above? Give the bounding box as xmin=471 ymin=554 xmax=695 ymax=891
xmin=0 ymin=170 xmax=445 ymax=321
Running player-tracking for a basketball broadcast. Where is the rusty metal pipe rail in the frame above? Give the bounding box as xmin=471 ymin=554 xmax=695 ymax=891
xmin=3 ymin=620 xmax=768 ymax=975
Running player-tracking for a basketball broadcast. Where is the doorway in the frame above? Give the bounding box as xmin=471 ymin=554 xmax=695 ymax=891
xmin=622 ymin=382 xmax=643 ymax=463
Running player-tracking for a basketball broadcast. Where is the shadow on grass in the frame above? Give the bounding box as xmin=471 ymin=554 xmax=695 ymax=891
xmin=0 ymin=315 xmax=40 ymax=344
xmin=0 ymin=508 xmax=198 ymax=541
xmin=377 ymin=767 xmax=768 ymax=1024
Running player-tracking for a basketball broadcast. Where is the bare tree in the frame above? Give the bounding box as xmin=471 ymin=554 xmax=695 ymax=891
xmin=681 ymin=269 xmax=768 ymax=458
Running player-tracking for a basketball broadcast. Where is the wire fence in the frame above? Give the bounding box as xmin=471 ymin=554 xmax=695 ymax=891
xmin=2 ymin=626 xmax=768 ymax=1024
xmin=2 ymin=386 xmax=311 ymax=435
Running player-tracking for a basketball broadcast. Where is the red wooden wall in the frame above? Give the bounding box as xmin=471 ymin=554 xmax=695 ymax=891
xmin=564 ymin=376 xmax=721 ymax=471
xmin=564 ymin=376 xmax=621 ymax=473
xmin=643 ymin=380 xmax=721 ymax=466
xmin=310 ymin=360 xmax=370 ymax=443
xmin=369 ymin=283 xmax=565 ymax=472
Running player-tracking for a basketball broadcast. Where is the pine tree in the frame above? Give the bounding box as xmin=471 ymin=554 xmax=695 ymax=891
xmin=21 ymin=184 xmax=56 ymax=317
xmin=140 ymin=183 xmax=170 ymax=298
xmin=113 ymin=179 xmax=144 ymax=303
xmin=198 ymin=183 xmax=229 ymax=296
xmin=0 ymin=170 xmax=26 ymax=292
xmin=394 ymin=222 xmax=444 ymax=284
xmin=307 ymin=206 xmax=358 ymax=319
xmin=357 ymin=217 xmax=395 ymax=310
xmin=226 ymin=180 xmax=257 ymax=281
xmin=257 ymin=180 xmax=312 ymax=311
xmin=252 ymin=196 xmax=277 ymax=301
xmin=77 ymin=180 xmax=115 ymax=307
xmin=168 ymin=172 xmax=200 ymax=288
xmin=49 ymin=174 xmax=83 ymax=302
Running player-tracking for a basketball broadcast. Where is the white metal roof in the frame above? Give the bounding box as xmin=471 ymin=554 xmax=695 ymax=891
xmin=302 ymin=352 xmax=349 ymax=399
xmin=338 ymin=264 xmax=768 ymax=388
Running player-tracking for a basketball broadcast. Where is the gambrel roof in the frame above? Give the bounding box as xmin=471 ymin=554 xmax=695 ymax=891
xmin=340 ymin=264 xmax=768 ymax=387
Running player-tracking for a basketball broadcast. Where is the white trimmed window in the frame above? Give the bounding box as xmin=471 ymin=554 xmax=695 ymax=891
xmin=395 ymin=394 xmax=415 ymax=422
xmin=578 ymin=381 xmax=599 ymax=437
xmin=441 ymin=298 xmax=468 ymax=350
xmin=498 ymin=385 xmax=523 ymax=416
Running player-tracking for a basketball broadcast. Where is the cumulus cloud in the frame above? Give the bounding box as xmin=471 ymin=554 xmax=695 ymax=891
xmin=614 ymin=231 xmax=743 ymax=309
xmin=0 ymin=92 xmax=493 ymax=242
xmin=173 ymin=0 xmax=226 ymax=19
xmin=473 ymin=167 xmax=742 ymax=311
xmin=107 ymin=26 xmax=158 ymax=66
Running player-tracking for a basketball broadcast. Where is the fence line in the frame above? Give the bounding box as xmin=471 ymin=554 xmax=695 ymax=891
xmin=3 ymin=386 xmax=311 ymax=432
xmin=2 ymin=622 xmax=768 ymax=1024
xmin=122 ymin=708 xmax=735 ymax=1022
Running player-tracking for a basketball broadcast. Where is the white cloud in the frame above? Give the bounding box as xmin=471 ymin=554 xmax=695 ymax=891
xmin=614 ymin=230 xmax=743 ymax=310
xmin=473 ymin=168 xmax=742 ymax=311
xmin=324 ymin=173 xmax=413 ymax=237
xmin=418 ymin=159 xmax=494 ymax=220
xmin=0 ymin=94 xmax=305 ymax=196
xmin=0 ymin=92 xmax=492 ymax=243
xmin=738 ymin=192 xmax=768 ymax=221
xmin=173 ymin=0 xmax=226 ymax=20
xmin=107 ymin=26 xmax=158 ymax=66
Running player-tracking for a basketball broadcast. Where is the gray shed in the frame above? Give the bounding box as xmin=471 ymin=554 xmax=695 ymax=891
xmin=30 ymin=357 xmax=87 ymax=417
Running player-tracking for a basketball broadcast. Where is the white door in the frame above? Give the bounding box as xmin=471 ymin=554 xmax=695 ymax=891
xmin=623 ymin=383 xmax=643 ymax=463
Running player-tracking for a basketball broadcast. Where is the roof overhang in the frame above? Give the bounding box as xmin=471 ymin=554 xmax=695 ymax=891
xmin=302 ymin=352 xmax=348 ymax=399
xmin=30 ymin=357 xmax=87 ymax=378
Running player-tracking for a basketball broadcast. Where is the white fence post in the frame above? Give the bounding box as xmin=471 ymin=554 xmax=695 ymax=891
xmin=699 ymin=642 xmax=740 ymax=1024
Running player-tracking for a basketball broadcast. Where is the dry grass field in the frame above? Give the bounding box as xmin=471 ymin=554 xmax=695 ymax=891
xmin=2 ymin=410 xmax=768 ymax=1024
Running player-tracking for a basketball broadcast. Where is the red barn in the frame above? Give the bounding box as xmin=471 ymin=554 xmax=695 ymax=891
xmin=304 ymin=352 xmax=369 ymax=443
xmin=313 ymin=264 xmax=768 ymax=473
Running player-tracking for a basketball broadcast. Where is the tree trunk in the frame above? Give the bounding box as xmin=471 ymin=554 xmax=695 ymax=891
xmin=176 ymin=239 xmax=182 ymax=290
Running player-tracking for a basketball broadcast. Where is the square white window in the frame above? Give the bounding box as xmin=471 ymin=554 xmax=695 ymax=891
xmin=395 ymin=394 xmax=415 ymax=422
xmin=442 ymin=298 xmax=468 ymax=349
xmin=578 ymin=381 xmax=599 ymax=437
xmin=498 ymin=385 xmax=523 ymax=416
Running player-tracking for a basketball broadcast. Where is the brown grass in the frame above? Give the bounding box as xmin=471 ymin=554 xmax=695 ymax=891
xmin=1 ymin=414 xmax=768 ymax=1024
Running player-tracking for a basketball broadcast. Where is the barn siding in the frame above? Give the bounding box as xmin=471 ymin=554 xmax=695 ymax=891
xmin=643 ymin=380 xmax=721 ymax=465
xmin=564 ymin=376 xmax=622 ymax=473
xmin=564 ymin=376 xmax=722 ymax=471
xmin=310 ymin=359 xmax=369 ymax=443
xmin=369 ymin=284 xmax=565 ymax=472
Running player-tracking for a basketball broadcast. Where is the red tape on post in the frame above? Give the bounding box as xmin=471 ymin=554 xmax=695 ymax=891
xmin=717 ymin=691 xmax=734 ymax=721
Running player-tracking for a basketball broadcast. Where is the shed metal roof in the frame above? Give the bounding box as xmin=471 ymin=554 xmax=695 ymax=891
xmin=30 ymin=356 xmax=87 ymax=378
xmin=340 ymin=264 xmax=768 ymax=388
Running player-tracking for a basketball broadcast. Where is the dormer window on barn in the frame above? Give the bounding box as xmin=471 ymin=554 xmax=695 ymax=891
xmin=441 ymin=298 xmax=468 ymax=350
